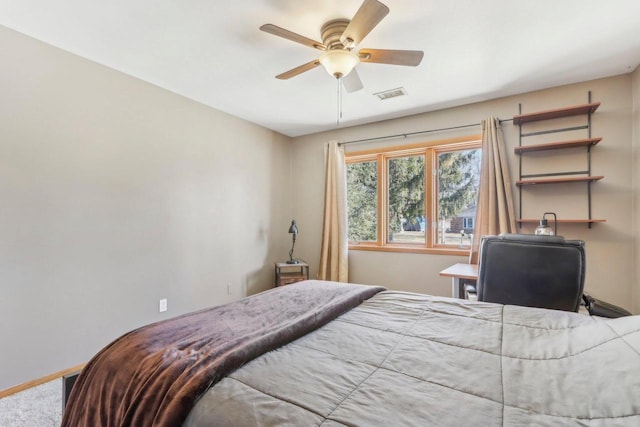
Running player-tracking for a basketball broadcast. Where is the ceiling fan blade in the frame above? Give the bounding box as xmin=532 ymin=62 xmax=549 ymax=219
xmin=358 ymin=48 xmax=424 ymax=66
xmin=340 ymin=0 xmax=389 ymax=48
xmin=260 ymin=24 xmax=326 ymax=51
xmin=275 ymin=60 xmax=322 ymax=80
xmin=342 ymin=68 xmax=364 ymax=93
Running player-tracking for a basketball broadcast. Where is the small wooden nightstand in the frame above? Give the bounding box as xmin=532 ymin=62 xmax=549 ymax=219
xmin=275 ymin=261 xmax=309 ymax=287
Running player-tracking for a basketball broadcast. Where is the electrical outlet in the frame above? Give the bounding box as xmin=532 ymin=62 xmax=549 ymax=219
xmin=159 ymin=298 xmax=168 ymax=312
xmin=227 ymin=283 xmax=232 ymax=295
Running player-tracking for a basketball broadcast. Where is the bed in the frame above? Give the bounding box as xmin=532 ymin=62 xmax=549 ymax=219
xmin=62 ymin=280 xmax=640 ymax=426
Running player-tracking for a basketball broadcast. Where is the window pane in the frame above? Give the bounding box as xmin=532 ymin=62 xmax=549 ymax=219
xmin=388 ymin=155 xmax=425 ymax=244
xmin=347 ymin=161 xmax=378 ymax=242
xmin=437 ymin=149 xmax=481 ymax=246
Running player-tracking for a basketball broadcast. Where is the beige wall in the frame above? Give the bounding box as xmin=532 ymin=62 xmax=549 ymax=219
xmin=633 ymin=65 xmax=640 ymax=314
xmin=0 ymin=26 xmax=293 ymax=390
xmin=293 ymin=75 xmax=636 ymax=311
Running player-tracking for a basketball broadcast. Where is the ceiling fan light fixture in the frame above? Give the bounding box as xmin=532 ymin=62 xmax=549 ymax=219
xmin=319 ymin=49 xmax=360 ymax=78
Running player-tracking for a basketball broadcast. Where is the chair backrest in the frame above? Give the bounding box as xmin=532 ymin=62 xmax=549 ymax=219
xmin=476 ymin=234 xmax=585 ymax=312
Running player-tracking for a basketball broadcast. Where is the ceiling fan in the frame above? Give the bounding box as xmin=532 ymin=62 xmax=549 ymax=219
xmin=259 ymin=0 xmax=424 ymax=93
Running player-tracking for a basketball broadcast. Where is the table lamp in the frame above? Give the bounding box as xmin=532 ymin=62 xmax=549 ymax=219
xmin=287 ymin=220 xmax=299 ymax=264
xmin=535 ymin=212 xmax=557 ymax=236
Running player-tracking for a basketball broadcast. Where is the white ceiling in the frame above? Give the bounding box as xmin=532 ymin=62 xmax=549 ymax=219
xmin=1 ymin=0 xmax=639 ymax=137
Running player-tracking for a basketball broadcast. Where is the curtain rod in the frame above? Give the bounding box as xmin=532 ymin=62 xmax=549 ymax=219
xmin=338 ymin=118 xmax=513 ymax=146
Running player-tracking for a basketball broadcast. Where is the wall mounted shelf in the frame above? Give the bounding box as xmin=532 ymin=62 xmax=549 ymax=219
xmin=513 ymin=102 xmax=600 ymax=124
xmin=514 ymin=93 xmax=604 ymax=227
xmin=516 ymin=219 xmax=606 ymax=225
xmin=514 ymin=137 xmax=601 ymax=153
xmin=516 ymin=175 xmax=604 ymax=186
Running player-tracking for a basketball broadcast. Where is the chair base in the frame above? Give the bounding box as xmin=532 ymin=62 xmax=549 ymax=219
xmin=582 ymin=294 xmax=631 ymax=318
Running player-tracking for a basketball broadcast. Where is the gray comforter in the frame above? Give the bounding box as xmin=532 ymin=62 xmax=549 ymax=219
xmin=186 ymin=290 xmax=640 ymax=426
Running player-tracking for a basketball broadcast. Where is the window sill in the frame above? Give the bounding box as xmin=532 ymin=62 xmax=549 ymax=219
xmin=348 ymin=244 xmax=470 ymax=256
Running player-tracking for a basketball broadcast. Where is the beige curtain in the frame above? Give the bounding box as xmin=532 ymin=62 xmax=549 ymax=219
xmin=318 ymin=141 xmax=349 ymax=282
xmin=469 ymin=117 xmax=516 ymax=264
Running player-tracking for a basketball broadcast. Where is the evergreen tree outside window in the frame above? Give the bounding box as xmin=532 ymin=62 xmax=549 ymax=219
xmin=388 ymin=155 xmax=425 ymax=244
xmin=346 ymin=161 xmax=377 ymax=242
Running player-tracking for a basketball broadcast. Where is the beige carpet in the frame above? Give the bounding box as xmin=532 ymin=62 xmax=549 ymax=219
xmin=0 ymin=379 xmax=62 ymax=427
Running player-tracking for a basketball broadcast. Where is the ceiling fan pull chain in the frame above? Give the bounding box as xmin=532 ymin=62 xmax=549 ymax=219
xmin=336 ymin=77 xmax=342 ymax=127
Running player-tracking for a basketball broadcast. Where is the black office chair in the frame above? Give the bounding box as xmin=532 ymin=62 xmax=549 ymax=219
xmin=470 ymin=234 xmax=630 ymax=317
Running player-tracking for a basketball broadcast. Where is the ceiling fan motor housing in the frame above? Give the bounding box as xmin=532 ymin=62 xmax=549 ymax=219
xmin=321 ymin=19 xmax=351 ymax=51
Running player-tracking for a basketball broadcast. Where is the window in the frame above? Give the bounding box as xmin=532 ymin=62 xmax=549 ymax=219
xmin=463 ymin=217 xmax=474 ymax=230
xmin=346 ymin=137 xmax=481 ymax=254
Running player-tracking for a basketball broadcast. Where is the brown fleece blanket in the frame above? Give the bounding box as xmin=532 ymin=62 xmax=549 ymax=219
xmin=62 ymin=280 xmax=384 ymax=427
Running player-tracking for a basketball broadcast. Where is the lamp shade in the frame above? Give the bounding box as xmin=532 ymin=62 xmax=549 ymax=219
xmin=319 ymin=49 xmax=359 ymax=78
xmin=534 ymin=219 xmax=554 ymax=236
xmin=535 ymin=212 xmax=557 ymax=236
xmin=288 ymin=220 xmax=298 ymax=235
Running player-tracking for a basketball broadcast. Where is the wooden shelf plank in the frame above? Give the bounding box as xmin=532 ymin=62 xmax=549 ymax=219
xmin=514 ymin=137 xmax=602 ymax=154
xmin=516 ymin=175 xmax=604 ymax=186
xmin=517 ymin=219 xmax=606 ymax=224
xmin=513 ymin=102 xmax=600 ymax=124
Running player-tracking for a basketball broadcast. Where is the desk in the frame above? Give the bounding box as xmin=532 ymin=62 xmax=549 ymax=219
xmin=439 ymin=263 xmax=478 ymax=298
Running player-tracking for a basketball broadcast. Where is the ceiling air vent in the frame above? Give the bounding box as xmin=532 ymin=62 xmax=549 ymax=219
xmin=374 ymin=87 xmax=407 ymax=100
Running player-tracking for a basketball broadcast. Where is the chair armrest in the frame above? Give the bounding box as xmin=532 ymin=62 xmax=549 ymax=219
xmin=582 ymin=294 xmax=632 ymax=318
